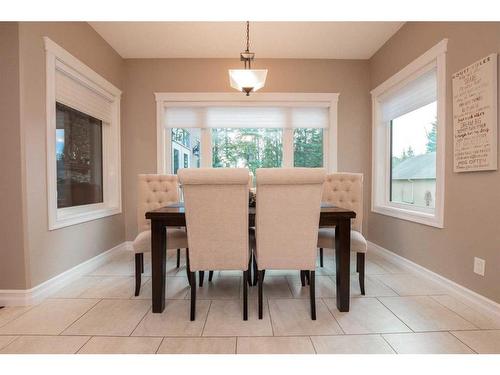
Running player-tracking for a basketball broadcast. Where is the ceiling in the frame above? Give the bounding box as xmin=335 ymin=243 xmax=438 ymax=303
xmin=89 ymin=22 xmax=404 ymax=59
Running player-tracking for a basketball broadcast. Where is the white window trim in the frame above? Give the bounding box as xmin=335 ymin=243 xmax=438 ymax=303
xmin=44 ymin=37 xmax=122 ymax=230
xmin=154 ymin=92 xmax=339 ymax=174
xmin=371 ymin=39 xmax=447 ymax=228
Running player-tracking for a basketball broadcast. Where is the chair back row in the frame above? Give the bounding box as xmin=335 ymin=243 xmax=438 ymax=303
xmin=136 ymin=171 xmax=363 ymax=232
xmin=136 ymin=170 xmax=363 ymax=271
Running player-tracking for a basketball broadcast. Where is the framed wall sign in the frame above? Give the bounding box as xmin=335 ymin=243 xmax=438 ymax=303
xmin=452 ymin=53 xmax=498 ymax=172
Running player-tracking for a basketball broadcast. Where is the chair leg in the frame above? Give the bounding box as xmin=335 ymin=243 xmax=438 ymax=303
xmin=134 ymin=253 xmax=142 ymax=296
xmin=199 ymin=271 xmax=205 ymax=287
xmin=190 ymin=271 xmax=196 ymax=321
xmin=243 ymin=270 xmax=248 ymax=320
xmin=176 ymin=249 xmax=181 ymax=268
xmin=258 ymin=270 xmax=264 ymax=319
xmin=357 ymin=253 xmax=366 ymax=295
xmin=208 ymin=270 xmax=214 ymax=282
xmin=310 ymin=270 xmax=316 ymax=320
xmin=247 ymin=253 xmax=253 ymax=286
xmin=319 ymin=248 xmax=324 ymax=267
xmin=300 ymin=270 xmax=306 ymax=287
xmin=186 ymin=249 xmax=192 ymax=287
xmin=140 ymin=253 xmax=144 ymax=273
xmin=252 ymin=252 xmax=258 ymax=286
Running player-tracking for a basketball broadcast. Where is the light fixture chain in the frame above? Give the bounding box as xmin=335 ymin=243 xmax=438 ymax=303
xmin=246 ymin=21 xmax=250 ymax=52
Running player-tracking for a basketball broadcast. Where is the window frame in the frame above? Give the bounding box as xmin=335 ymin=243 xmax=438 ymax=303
xmin=45 ymin=37 xmax=122 ymax=230
xmin=154 ymin=93 xmax=339 ymax=174
xmin=371 ymin=39 xmax=447 ymax=228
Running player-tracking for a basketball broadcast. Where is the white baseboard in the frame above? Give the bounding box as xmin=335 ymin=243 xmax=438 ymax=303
xmin=0 ymin=241 xmax=133 ymax=307
xmin=368 ymin=241 xmax=500 ymax=319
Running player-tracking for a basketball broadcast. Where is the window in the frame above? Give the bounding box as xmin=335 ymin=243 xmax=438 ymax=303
xmin=390 ymin=101 xmax=436 ymax=209
xmin=171 ymin=128 xmax=200 ymax=173
xmin=156 ymin=94 xmax=337 ymax=175
xmin=212 ymin=128 xmax=283 ymax=175
xmin=56 ymin=103 xmax=103 ymax=208
xmin=45 ymin=37 xmax=122 ymax=230
xmin=371 ymin=39 xmax=446 ymax=228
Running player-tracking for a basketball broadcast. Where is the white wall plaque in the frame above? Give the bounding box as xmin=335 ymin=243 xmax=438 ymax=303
xmin=453 ymin=53 xmax=498 ymax=172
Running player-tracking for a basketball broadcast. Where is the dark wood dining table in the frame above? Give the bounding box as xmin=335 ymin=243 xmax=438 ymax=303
xmin=146 ymin=203 xmax=356 ymax=314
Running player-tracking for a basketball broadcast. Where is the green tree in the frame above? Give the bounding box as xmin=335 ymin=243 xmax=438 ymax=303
xmin=293 ymin=128 xmax=323 ymax=167
xmin=425 ymin=119 xmax=437 ymax=153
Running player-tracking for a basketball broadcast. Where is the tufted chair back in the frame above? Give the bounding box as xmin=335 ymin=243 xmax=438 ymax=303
xmin=137 ymin=174 xmax=180 ymax=232
xmin=322 ymin=173 xmax=363 ymax=232
xmin=178 ymin=168 xmax=250 ymax=271
xmin=255 ymin=168 xmax=326 ymax=270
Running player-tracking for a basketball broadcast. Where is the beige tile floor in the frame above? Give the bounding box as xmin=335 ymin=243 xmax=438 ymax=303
xmin=1 ymin=248 xmax=500 ymax=354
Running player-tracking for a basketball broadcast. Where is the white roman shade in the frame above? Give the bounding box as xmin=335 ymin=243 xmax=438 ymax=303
xmin=380 ymin=66 xmax=437 ymax=123
xmin=55 ymin=69 xmax=114 ymax=123
xmin=164 ymin=106 xmax=329 ymax=129
xmin=165 ymin=107 xmax=203 ymax=128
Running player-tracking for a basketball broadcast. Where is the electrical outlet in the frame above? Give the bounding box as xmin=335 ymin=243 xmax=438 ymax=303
xmin=473 ymin=257 xmax=485 ymax=276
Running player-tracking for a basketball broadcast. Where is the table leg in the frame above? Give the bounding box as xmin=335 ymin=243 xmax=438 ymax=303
xmin=152 ymin=220 xmax=166 ymax=313
xmin=335 ymin=218 xmax=351 ymax=312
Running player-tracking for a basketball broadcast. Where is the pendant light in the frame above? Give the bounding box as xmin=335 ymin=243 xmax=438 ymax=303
xmin=228 ymin=21 xmax=267 ymax=96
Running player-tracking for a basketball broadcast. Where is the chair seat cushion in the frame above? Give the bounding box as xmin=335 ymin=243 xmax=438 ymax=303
xmin=317 ymin=228 xmax=367 ymax=253
xmin=133 ymin=228 xmax=188 ymax=254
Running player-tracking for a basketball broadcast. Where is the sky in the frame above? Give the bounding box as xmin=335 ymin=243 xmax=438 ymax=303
xmin=391 ymin=101 xmax=436 ymax=157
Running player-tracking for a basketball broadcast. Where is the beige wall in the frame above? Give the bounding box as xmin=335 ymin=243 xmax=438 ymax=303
xmin=369 ymin=22 xmax=500 ymax=303
xmin=122 ymin=58 xmax=372 ymax=240
xmin=0 ymin=22 xmax=29 ymax=289
xmin=17 ymin=22 xmax=126 ymax=287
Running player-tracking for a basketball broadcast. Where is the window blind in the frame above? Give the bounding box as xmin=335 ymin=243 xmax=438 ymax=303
xmin=380 ymin=67 xmax=437 ymax=123
xmin=55 ymin=70 xmax=113 ymax=123
xmin=164 ymin=106 xmax=329 ymax=129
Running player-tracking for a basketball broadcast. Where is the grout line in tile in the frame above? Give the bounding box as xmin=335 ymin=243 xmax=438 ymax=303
xmin=266 ymin=298 xmax=275 ymax=336
xmin=380 ymin=333 xmax=398 ymax=354
xmin=447 ymin=331 xmax=479 ymax=354
xmin=74 ymin=335 xmax=93 ymax=354
xmin=0 ymin=304 xmax=39 ymax=329
xmin=155 ymin=336 xmax=165 ymax=354
xmin=308 ymin=336 xmax=318 ymax=354
xmin=0 ymin=336 xmax=21 ymax=352
xmin=200 ymin=300 xmax=213 ymax=337
xmin=429 ymin=294 xmax=482 ymax=330
xmin=129 ymin=305 xmax=153 ymax=337
xmin=319 ymin=297 xmax=345 ymax=335
xmin=375 ymin=296 xmax=414 ymax=333
xmin=58 ymin=298 xmax=103 ymax=336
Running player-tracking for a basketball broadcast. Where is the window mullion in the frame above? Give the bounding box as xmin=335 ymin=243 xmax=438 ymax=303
xmin=283 ymin=128 xmax=294 ymax=168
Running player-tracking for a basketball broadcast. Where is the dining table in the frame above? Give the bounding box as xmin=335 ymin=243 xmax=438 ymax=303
xmin=146 ymin=203 xmax=356 ymax=314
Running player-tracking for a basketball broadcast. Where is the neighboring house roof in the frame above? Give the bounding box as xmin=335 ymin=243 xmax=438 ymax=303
xmin=392 ymin=152 xmax=436 ymax=180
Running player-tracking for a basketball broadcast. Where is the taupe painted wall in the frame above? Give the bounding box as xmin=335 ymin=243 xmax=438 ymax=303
xmin=0 ymin=23 xmax=28 ymax=289
xmin=369 ymin=22 xmax=500 ymax=303
xmin=17 ymin=22 xmax=126 ymax=287
xmin=122 ymin=58 xmax=372 ymax=240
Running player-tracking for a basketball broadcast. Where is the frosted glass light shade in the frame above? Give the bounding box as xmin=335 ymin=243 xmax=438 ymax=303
xmin=229 ymin=69 xmax=268 ymax=94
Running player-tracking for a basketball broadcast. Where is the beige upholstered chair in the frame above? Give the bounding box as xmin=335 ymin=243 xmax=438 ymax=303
xmin=133 ymin=174 xmax=188 ymax=296
xmin=178 ymin=168 xmax=251 ymax=321
xmin=317 ymin=173 xmax=367 ymax=294
xmin=252 ymin=168 xmax=326 ymax=320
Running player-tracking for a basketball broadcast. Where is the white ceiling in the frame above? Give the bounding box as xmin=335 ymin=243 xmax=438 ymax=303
xmin=89 ymin=22 xmax=404 ymax=59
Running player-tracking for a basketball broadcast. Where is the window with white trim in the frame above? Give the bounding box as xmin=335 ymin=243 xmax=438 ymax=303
xmin=371 ymin=40 xmax=447 ymax=228
xmin=155 ymin=94 xmax=338 ymax=176
xmin=45 ymin=38 xmax=122 ymax=230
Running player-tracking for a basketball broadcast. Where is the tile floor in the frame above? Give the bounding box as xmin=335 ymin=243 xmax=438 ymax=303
xmin=1 ymin=249 xmax=500 ymax=354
